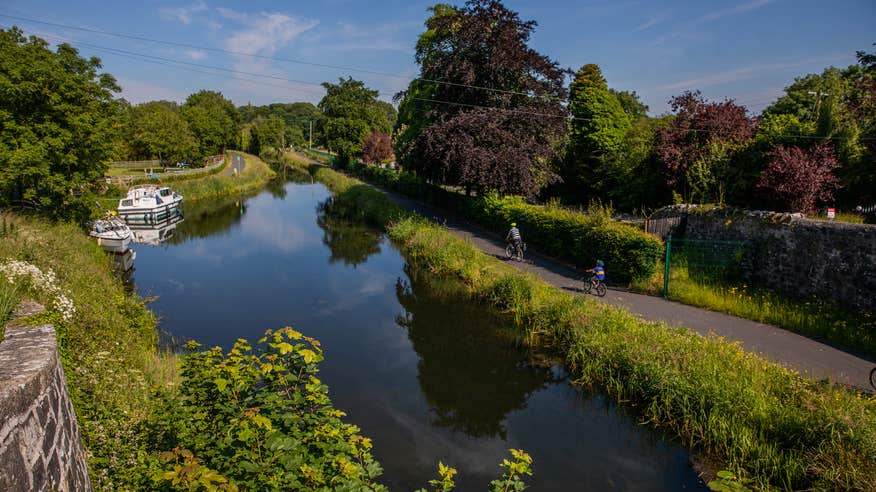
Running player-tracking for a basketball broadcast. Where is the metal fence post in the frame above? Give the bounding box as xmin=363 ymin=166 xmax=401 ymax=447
xmin=663 ymin=235 xmax=672 ymax=299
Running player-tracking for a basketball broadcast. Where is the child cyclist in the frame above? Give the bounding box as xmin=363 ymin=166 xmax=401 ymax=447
xmin=585 ymin=260 xmax=606 ymax=285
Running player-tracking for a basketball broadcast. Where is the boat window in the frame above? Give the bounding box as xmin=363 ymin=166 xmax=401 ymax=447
xmin=121 ymin=199 xmax=133 ymax=206
xmin=160 ymin=189 xmax=171 ymax=197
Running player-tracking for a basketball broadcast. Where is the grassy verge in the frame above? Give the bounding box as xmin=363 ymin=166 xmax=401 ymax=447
xmin=0 ymin=275 xmax=18 ymax=341
xmin=290 ymin=160 xmax=876 ymax=491
xmin=329 ymin=159 xmax=875 ymax=356
xmin=0 ymin=212 xmax=176 ymax=490
xmin=171 ymin=151 xmax=275 ymax=203
xmin=633 ymin=265 xmax=876 ymax=357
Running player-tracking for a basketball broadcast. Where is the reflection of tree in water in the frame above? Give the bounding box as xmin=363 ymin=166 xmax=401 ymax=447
xmin=395 ymin=267 xmax=557 ymax=439
xmin=172 ymin=195 xmax=248 ymax=244
xmin=316 ymin=198 xmax=382 ymax=267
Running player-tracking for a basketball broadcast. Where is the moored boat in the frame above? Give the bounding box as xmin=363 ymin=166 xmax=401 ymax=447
xmin=118 ymin=185 xmax=184 ymax=224
xmin=89 ymin=216 xmax=133 ymax=253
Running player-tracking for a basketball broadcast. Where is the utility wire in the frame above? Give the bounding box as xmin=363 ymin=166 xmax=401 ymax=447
xmin=0 ymin=13 xmax=565 ymax=102
xmin=11 ymin=24 xmax=872 ymax=142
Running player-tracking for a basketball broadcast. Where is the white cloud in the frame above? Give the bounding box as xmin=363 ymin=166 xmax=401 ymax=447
xmin=159 ymin=0 xmax=208 ymax=25
xmin=635 ymin=13 xmax=671 ymax=32
xmin=183 ymin=49 xmax=207 ymax=60
xmin=694 ymin=0 xmax=772 ymax=24
xmin=655 ymin=54 xmax=850 ymax=92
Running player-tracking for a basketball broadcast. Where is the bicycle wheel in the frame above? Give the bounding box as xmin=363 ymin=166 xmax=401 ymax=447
xmin=505 ymin=244 xmax=513 ymax=260
xmin=595 ymin=282 xmax=607 ymax=297
xmin=515 ymin=245 xmax=524 ymax=262
xmin=581 ymin=277 xmax=593 ymax=294
xmin=870 ymin=366 xmax=876 ymax=391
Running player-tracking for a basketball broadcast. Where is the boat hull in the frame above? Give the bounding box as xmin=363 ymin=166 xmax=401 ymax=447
xmin=93 ymin=235 xmax=132 ymax=253
xmin=118 ymin=201 xmax=184 ymax=225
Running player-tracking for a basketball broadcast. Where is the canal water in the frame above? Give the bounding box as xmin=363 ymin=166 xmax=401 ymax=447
xmin=129 ymin=178 xmax=706 ymax=491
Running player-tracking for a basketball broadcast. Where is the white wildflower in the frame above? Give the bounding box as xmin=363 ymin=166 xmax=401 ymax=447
xmin=0 ymin=259 xmax=76 ymax=322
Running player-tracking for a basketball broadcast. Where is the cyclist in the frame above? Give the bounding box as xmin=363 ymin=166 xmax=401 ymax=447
xmin=585 ymin=260 xmax=606 ymax=285
xmin=505 ymin=222 xmax=523 ymax=256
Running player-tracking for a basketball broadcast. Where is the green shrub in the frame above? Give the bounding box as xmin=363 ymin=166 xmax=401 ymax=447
xmin=464 ymin=194 xmax=662 ymax=282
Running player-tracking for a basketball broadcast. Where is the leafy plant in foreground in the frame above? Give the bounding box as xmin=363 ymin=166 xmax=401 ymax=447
xmin=158 ymin=328 xmax=386 ymax=490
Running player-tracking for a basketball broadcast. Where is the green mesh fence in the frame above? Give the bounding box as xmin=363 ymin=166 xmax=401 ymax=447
xmin=663 ymin=236 xmax=747 ymax=298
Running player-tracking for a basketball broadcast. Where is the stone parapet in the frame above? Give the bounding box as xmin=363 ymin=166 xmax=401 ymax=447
xmin=0 ymin=301 xmax=91 ymax=491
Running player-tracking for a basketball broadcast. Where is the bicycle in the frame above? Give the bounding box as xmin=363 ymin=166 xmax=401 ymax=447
xmin=581 ymin=274 xmax=607 ymax=297
xmin=870 ymin=366 xmax=876 ymax=391
xmin=505 ymin=241 xmax=524 ymax=262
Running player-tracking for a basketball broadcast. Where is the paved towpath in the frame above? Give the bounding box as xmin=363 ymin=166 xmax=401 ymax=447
xmin=224 ymin=153 xmax=246 ymax=176
xmin=292 ymin=151 xmax=875 ymax=391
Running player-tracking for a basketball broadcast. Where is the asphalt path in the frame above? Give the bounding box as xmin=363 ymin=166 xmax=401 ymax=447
xmin=224 ymin=153 xmax=246 ymax=176
xmin=292 ymin=152 xmax=875 ymax=391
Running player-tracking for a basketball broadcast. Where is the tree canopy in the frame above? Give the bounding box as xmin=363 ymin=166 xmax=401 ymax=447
xmin=182 ymin=90 xmax=239 ymax=156
xmin=129 ymin=101 xmax=199 ymax=163
xmin=0 ymin=27 xmax=121 ymax=218
xmin=317 ymin=77 xmax=393 ymax=164
xmin=395 ymin=0 xmax=567 ymax=197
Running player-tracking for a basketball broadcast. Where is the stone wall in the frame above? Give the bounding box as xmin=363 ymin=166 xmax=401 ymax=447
xmin=658 ymin=205 xmax=876 ymax=313
xmin=0 ymin=302 xmax=91 ymax=492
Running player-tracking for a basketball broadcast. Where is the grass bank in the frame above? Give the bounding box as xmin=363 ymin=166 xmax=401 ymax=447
xmin=318 ymin=158 xmax=874 ymax=357
xmin=171 ymin=151 xmax=275 ymax=203
xmin=0 ymin=212 xmax=176 ymax=490
xmin=291 ymin=160 xmax=876 ymax=491
xmin=633 ymin=266 xmax=876 ymax=357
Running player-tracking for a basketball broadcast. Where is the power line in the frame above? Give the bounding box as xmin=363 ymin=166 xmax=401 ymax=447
xmin=0 ymin=13 xmax=566 ymax=102
xmin=9 ymin=23 xmax=871 ymax=142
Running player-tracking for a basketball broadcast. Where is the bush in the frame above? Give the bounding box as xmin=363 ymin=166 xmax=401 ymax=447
xmin=464 ymin=194 xmax=662 ymax=282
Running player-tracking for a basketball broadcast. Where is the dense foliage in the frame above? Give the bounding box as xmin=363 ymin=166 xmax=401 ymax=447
xmin=153 ymin=329 xmax=387 ymax=491
xmin=182 ymin=90 xmax=240 ymax=157
xmin=757 ymin=143 xmax=842 ymax=213
xmin=395 ymin=0 xmax=567 ymax=197
xmin=655 ymin=91 xmax=756 ymax=204
xmin=463 ymin=195 xmax=663 ymax=282
xmin=566 ymin=64 xmax=632 ymax=194
xmin=361 ymin=131 xmax=394 ymax=164
xmin=128 ymin=101 xmax=199 ymax=163
xmin=0 ymin=27 xmax=121 ymax=219
xmin=318 ymin=78 xmax=394 ymax=165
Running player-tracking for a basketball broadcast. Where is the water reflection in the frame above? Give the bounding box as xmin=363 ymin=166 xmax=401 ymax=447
xmin=129 ymin=214 xmax=185 ymax=245
xmin=394 ymin=267 xmax=556 ymax=439
xmin=317 ymin=199 xmax=382 ymax=267
xmin=172 ymin=197 xmax=245 ymax=244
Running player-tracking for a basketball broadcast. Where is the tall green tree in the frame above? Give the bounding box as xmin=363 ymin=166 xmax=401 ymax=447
xmin=318 ymin=78 xmax=392 ymax=164
xmin=609 ymin=89 xmax=649 ymax=120
xmin=395 ymin=0 xmax=567 ymax=197
xmin=762 ymin=53 xmax=875 ymax=204
xmin=182 ymin=90 xmax=239 ymax=156
xmin=565 ymin=64 xmax=631 ymax=195
xmin=129 ymin=101 xmax=199 ymax=163
xmin=0 ymin=27 xmax=121 ymax=218
xmin=250 ymin=115 xmax=286 ymax=154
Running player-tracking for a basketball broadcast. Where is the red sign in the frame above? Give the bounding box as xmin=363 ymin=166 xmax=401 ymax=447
xmin=827 ymin=207 xmax=836 ymax=219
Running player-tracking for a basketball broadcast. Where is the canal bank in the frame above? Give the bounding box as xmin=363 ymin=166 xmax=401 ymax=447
xmin=287 ymin=159 xmax=876 ymax=491
xmin=132 ymin=178 xmax=706 ymax=490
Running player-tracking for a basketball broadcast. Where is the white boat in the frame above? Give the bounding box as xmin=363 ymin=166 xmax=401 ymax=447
xmin=89 ymin=216 xmax=132 ymax=253
xmin=118 ymin=185 xmax=184 ymax=224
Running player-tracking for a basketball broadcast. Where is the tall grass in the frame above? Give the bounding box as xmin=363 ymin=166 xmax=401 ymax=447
xmin=0 ymin=213 xmax=176 ymax=490
xmin=171 ymin=151 xmax=276 ymax=202
xmin=293 ymin=160 xmax=876 ymax=491
xmin=633 ymin=263 xmax=876 ymax=356
xmin=0 ymin=276 xmax=19 ymax=341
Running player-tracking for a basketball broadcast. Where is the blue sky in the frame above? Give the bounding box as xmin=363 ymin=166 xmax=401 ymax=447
xmin=1 ymin=0 xmax=873 ymax=115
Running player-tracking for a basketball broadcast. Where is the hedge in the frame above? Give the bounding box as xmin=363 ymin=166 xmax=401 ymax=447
xmin=343 ymin=162 xmax=662 ymax=282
